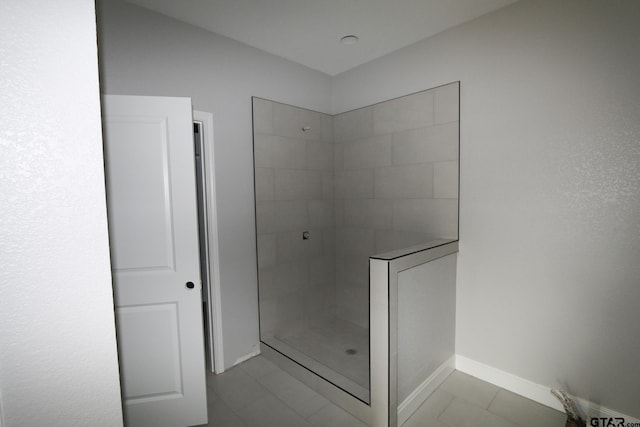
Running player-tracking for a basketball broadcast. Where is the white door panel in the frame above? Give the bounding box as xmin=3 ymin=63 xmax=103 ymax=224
xmin=106 ymin=116 xmax=175 ymax=271
xmin=102 ymin=95 xmax=207 ymax=427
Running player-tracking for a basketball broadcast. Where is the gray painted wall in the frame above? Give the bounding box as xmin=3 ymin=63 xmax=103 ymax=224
xmin=96 ymin=0 xmax=332 ymax=369
xmin=0 ymin=0 xmax=123 ymax=425
xmin=333 ymin=0 xmax=640 ymax=418
xmin=96 ymin=0 xmax=640 ymax=418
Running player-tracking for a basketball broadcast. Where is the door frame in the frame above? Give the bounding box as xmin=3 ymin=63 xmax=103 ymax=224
xmin=193 ymin=110 xmax=225 ymax=373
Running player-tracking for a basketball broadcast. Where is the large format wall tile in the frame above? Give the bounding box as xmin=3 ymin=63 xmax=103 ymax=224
xmin=374 ymin=230 xmax=436 ymax=255
xmin=335 ymin=227 xmax=376 ymax=257
xmin=308 ymin=200 xmax=334 ymax=228
xmin=334 ymin=83 xmax=458 ymax=326
xmin=342 ymin=135 xmax=392 ymax=170
xmin=374 ymin=163 xmax=434 ymax=199
xmin=334 ymin=106 xmax=373 ymax=142
xmin=392 ymin=199 xmax=458 ymax=238
xmin=253 ymin=99 xmax=336 ymax=338
xmin=309 ymin=255 xmax=335 ymax=288
xmin=373 ymin=89 xmax=434 ymax=134
xmin=255 ymin=167 xmax=275 ymax=201
xmin=392 ymin=123 xmax=459 ymax=165
xmin=434 ymin=83 xmax=459 ymax=125
xmin=321 ymin=172 xmax=334 ymax=200
xmin=321 ymin=114 xmax=334 ymax=142
xmin=277 ymin=230 xmax=324 ymax=263
xmin=307 ymin=141 xmax=333 ymax=171
xmin=254 ymin=134 xmax=306 ymax=169
xmin=434 ymin=161 xmax=459 ymax=199
xmin=253 ymin=97 xmax=274 ymax=135
xmin=273 ymin=101 xmax=322 ymax=141
xmin=257 ymin=233 xmax=277 ymax=269
xmin=253 ymin=83 xmax=459 ymax=342
xmin=274 ymin=169 xmax=323 ymax=201
xmin=256 ymin=200 xmax=308 ymax=233
xmin=342 ymin=199 xmax=393 ymax=229
xmin=334 ymin=170 xmax=375 ymax=199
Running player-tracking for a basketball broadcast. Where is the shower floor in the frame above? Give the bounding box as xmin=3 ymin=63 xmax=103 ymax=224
xmin=263 ymin=317 xmax=370 ymax=402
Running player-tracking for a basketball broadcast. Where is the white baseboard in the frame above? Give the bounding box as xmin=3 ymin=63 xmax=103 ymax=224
xmin=455 ymin=355 xmax=640 ymax=425
xmin=398 ymin=356 xmax=456 ymax=425
xmin=232 ymin=347 xmax=261 ymax=368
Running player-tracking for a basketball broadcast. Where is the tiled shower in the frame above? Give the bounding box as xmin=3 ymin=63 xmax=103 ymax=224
xmin=252 ymin=82 xmax=459 ymax=406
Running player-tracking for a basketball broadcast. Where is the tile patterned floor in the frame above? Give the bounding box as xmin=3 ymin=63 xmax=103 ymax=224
xmin=199 ymin=355 xmax=567 ymax=427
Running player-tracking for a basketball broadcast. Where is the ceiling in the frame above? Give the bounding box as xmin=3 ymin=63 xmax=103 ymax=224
xmin=126 ymin=0 xmax=518 ymax=76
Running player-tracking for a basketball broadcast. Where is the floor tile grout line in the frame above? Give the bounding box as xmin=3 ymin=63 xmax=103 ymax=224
xmin=440 ymin=391 xmax=460 ymax=419
xmin=257 ymin=375 xmax=330 ymax=422
xmin=302 ymin=399 xmax=333 ymax=421
xmin=213 ymin=390 xmax=250 ymax=426
xmin=434 ymin=394 xmax=457 ymax=426
xmin=237 ymin=358 xmax=279 ymax=380
xmin=208 ymin=363 xmax=293 ymax=424
xmin=207 ymin=372 xmax=276 ymax=424
xmin=484 ymin=389 xmax=562 ymax=427
xmin=206 ymin=390 xmax=250 ymax=427
xmin=249 ymin=357 xmax=370 ymax=426
xmin=486 ymin=386 xmax=501 ymax=410
xmin=485 ymin=389 xmax=520 ymax=427
xmin=241 ymin=361 xmax=335 ymax=424
xmin=226 ymin=390 xmax=307 ymax=427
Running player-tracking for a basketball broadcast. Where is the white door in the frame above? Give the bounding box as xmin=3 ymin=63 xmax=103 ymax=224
xmin=102 ymin=95 xmax=208 ymax=427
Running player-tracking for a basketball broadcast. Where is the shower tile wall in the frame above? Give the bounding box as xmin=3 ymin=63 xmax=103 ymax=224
xmin=253 ymin=98 xmax=336 ymax=340
xmin=253 ymin=81 xmax=459 ymax=363
xmin=333 ymin=82 xmax=459 ymax=328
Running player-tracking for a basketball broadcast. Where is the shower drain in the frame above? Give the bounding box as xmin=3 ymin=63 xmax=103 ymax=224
xmin=345 ymin=348 xmax=358 ymax=355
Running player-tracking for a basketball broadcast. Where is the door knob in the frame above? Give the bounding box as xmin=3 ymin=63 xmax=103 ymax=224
xmin=186 ymin=281 xmax=195 ymax=289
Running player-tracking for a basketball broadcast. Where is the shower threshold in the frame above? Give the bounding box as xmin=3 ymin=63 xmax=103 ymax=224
xmin=260 ymin=316 xmax=370 ymax=403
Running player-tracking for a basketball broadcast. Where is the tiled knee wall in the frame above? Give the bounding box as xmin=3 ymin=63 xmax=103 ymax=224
xmin=253 ymin=82 xmax=459 ymax=335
